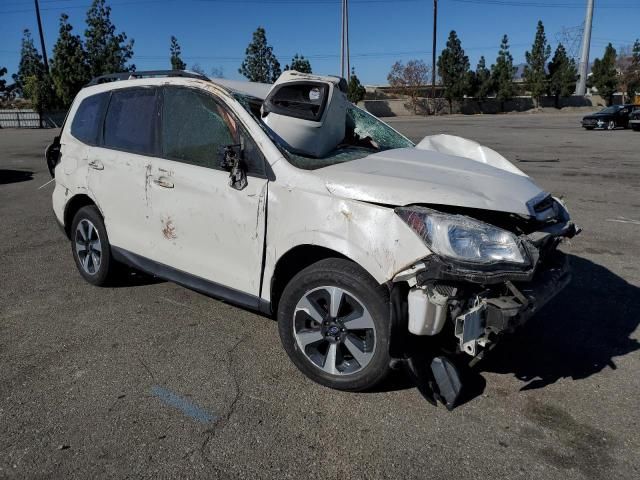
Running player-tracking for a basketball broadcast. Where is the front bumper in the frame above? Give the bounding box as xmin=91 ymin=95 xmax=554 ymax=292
xmin=455 ymin=252 xmax=570 ymax=356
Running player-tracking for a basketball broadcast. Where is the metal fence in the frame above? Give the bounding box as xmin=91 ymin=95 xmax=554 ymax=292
xmin=0 ymin=109 xmax=67 ymax=129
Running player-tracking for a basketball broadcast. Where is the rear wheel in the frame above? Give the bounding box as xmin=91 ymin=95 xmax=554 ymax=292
xmin=277 ymin=258 xmax=391 ymax=391
xmin=632 ymin=125 xmax=640 ymax=131
xmin=71 ymin=205 xmax=117 ymax=286
xmin=607 ymin=120 xmax=616 ymax=130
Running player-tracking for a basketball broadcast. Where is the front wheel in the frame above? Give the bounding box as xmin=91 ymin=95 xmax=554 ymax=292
xmin=277 ymin=258 xmax=391 ymax=391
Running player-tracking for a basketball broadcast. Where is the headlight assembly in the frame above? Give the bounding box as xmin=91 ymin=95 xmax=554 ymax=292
xmin=396 ymin=206 xmax=527 ymax=265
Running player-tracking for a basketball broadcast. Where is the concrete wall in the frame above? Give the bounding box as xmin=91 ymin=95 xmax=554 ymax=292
xmin=364 ymin=95 xmax=602 ymax=117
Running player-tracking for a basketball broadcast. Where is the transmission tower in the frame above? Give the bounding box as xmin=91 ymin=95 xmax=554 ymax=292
xmin=555 ymin=24 xmax=585 ymax=64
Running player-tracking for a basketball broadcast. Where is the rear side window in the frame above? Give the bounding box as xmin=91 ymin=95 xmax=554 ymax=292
xmin=70 ymin=92 xmax=109 ymax=145
xmin=103 ymin=88 xmax=158 ymax=155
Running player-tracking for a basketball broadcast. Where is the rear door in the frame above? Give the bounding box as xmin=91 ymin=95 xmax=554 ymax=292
xmin=86 ymin=87 xmax=160 ymax=254
xmin=146 ymin=85 xmax=269 ymax=299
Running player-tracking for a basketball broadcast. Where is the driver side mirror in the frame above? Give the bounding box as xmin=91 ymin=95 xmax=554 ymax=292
xmin=220 ymin=144 xmax=248 ymax=191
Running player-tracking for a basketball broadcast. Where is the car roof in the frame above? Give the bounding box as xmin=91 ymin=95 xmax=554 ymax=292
xmin=82 ymin=71 xmax=271 ymax=101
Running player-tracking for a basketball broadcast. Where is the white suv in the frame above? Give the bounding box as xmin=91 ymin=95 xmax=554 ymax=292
xmin=48 ymin=70 xmax=578 ymax=406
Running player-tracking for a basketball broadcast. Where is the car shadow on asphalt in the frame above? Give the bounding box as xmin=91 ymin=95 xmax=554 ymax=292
xmin=112 ymin=267 xmax=166 ymax=288
xmin=478 ymin=254 xmax=640 ymax=392
xmin=0 ymin=169 xmax=34 ymax=185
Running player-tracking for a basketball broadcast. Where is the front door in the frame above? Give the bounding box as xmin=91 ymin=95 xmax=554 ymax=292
xmin=146 ymin=86 xmax=268 ymax=299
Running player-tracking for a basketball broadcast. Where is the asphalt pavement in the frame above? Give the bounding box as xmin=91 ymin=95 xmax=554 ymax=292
xmin=1 ymin=112 xmax=639 ymax=479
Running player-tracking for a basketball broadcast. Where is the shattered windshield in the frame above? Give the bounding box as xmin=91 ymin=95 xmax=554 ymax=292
xmin=235 ymin=94 xmax=414 ymax=170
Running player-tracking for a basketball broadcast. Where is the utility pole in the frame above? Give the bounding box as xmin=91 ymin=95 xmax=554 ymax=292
xmin=340 ymin=0 xmax=351 ymax=79
xmin=432 ymin=0 xmax=438 ymax=112
xmin=576 ymin=0 xmax=594 ymax=95
xmin=34 ymin=0 xmax=50 ymax=74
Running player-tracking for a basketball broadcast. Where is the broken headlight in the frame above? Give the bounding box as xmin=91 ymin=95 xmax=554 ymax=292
xmin=396 ymin=207 xmax=527 ymax=265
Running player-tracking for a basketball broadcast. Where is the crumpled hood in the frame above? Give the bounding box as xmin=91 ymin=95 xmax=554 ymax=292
xmin=317 ymin=134 xmax=545 ymax=216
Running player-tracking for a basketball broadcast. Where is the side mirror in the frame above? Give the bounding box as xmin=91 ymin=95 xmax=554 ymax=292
xmin=220 ymin=144 xmax=248 ymax=191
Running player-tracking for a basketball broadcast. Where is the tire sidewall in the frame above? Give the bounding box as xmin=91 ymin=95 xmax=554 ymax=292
xmin=70 ymin=205 xmax=113 ymax=286
xmin=277 ymin=260 xmax=391 ymax=391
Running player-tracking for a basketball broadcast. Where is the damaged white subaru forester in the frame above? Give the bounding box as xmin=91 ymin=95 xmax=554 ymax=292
xmin=48 ymin=70 xmax=579 ymax=407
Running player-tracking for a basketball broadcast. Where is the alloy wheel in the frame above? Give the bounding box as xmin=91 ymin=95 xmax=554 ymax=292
xmin=293 ymin=286 xmax=376 ymax=376
xmin=75 ymin=219 xmax=102 ymax=275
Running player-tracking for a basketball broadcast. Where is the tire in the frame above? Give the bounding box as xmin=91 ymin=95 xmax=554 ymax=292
xmin=277 ymin=258 xmax=391 ymax=391
xmin=607 ymin=120 xmax=616 ymax=130
xmin=632 ymin=125 xmax=640 ymax=132
xmin=70 ymin=205 xmax=117 ymax=286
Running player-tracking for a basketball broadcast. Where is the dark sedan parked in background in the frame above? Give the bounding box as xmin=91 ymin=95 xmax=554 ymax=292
xmin=581 ymin=104 xmax=637 ymax=130
xmin=629 ymin=106 xmax=640 ymax=131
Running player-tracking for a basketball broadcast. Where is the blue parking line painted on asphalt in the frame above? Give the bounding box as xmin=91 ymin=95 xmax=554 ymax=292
xmin=151 ymin=386 xmax=216 ymax=424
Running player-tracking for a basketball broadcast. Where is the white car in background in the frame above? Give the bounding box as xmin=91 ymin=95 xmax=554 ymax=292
xmin=47 ymin=70 xmax=578 ymax=408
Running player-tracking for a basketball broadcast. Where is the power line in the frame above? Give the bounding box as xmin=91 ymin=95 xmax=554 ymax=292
xmin=449 ymin=0 xmax=639 ymax=8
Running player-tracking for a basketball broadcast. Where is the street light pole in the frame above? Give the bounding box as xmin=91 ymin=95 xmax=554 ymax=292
xmin=576 ymin=0 xmax=594 ymax=95
xmin=432 ymin=0 xmax=438 ymax=112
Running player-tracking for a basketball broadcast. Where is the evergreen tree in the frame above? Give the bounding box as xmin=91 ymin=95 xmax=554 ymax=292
xmin=239 ymin=27 xmax=281 ymax=83
xmin=548 ymin=43 xmax=577 ymax=108
xmin=0 ymin=67 xmax=7 ymax=99
xmin=285 ymin=54 xmax=312 ymax=73
xmin=347 ymin=68 xmax=366 ymax=103
xmin=491 ymin=34 xmax=517 ymax=112
xmin=471 ymin=56 xmax=492 ymax=103
xmin=170 ymin=36 xmax=186 ymax=70
xmin=624 ymin=39 xmax=640 ymax=100
xmin=12 ymin=29 xmax=45 ymax=97
xmin=85 ymin=0 xmax=134 ymax=77
xmin=51 ymin=14 xmax=90 ymax=108
xmin=523 ymin=20 xmax=551 ymax=108
xmin=24 ymin=74 xmax=58 ymax=125
xmin=589 ymin=43 xmax=618 ymax=105
xmin=437 ymin=30 xmax=471 ymax=113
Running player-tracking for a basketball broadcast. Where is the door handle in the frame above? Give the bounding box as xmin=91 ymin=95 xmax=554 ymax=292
xmin=88 ymin=159 xmax=104 ymax=170
xmin=153 ymin=176 xmax=174 ymax=188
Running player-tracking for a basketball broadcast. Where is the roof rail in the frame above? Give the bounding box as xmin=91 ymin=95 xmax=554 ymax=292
xmin=86 ymin=70 xmax=210 ymax=86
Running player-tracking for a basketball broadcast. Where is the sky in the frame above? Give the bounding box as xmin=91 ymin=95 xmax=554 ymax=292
xmin=0 ymin=0 xmax=638 ymax=86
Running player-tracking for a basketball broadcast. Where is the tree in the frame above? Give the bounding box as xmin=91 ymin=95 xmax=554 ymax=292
xmin=387 ymin=59 xmax=429 ymax=114
xmin=437 ymin=30 xmax=471 ymax=113
xmin=284 ymin=54 xmax=312 ymax=73
xmin=169 ymin=36 xmax=186 ymax=70
xmin=347 ymin=68 xmax=366 ymax=103
xmin=624 ymin=39 xmax=640 ymax=101
xmin=471 ymin=56 xmax=492 ymax=103
xmin=210 ymin=66 xmax=224 ymax=78
xmin=548 ymin=43 xmax=577 ymax=108
xmin=0 ymin=67 xmax=6 ymax=99
xmin=239 ymin=27 xmax=281 ymax=83
xmin=85 ymin=0 xmax=134 ymax=77
xmin=589 ymin=43 xmax=618 ymax=105
xmin=491 ymin=34 xmax=517 ymax=112
xmin=523 ymin=20 xmax=551 ymax=108
xmin=51 ymin=14 xmax=90 ymax=108
xmin=24 ymin=74 xmax=57 ymax=126
xmin=190 ymin=63 xmax=205 ymax=75
xmin=12 ymin=29 xmax=45 ymax=97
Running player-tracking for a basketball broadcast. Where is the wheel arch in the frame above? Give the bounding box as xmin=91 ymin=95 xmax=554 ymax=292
xmin=63 ymin=194 xmax=102 ymax=239
xmin=269 ymin=244 xmax=369 ymax=315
